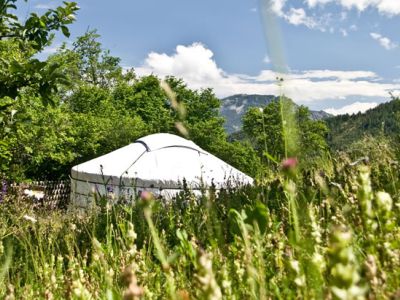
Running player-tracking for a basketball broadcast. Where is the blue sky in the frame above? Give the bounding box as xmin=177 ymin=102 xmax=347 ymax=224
xmin=19 ymin=0 xmax=400 ymax=114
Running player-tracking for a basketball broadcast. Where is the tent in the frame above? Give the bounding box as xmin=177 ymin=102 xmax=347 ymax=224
xmin=70 ymin=133 xmax=253 ymax=206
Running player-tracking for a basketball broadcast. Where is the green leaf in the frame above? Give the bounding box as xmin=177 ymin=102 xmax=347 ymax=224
xmin=61 ymin=25 xmax=70 ymax=37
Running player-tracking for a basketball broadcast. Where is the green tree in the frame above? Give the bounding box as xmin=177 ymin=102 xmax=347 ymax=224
xmin=0 ymin=1 xmax=78 ymax=102
xmin=0 ymin=1 xmax=78 ymax=174
xmin=243 ymin=100 xmax=284 ymax=161
xmin=243 ymin=99 xmax=329 ymax=169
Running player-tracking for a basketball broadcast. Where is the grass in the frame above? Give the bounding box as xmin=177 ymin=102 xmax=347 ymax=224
xmin=0 ymin=150 xmax=399 ymax=299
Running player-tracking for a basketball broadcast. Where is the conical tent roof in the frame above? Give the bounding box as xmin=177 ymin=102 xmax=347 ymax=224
xmin=71 ymin=133 xmax=253 ymax=204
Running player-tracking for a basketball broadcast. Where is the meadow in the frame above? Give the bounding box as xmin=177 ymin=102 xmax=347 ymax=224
xmin=0 ymin=145 xmax=399 ymax=300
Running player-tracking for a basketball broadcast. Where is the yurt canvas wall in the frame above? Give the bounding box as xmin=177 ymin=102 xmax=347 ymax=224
xmin=71 ymin=133 xmax=253 ymax=206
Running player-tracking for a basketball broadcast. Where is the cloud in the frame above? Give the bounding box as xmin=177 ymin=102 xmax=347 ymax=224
xmin=267 ymin=0 xmax=400 ymax=36
xmin=306 ymin=0 xmax=332 ymax=7
xmin=324 ymin=102 xmax=378 ymax=115
xmin=370 ymin=32 xmax=398 ymax=50
xmin=263 ymin=55 xmax=271 ymax=64
xmin=34 ymin=3 xmax=57 ymax=9
xmin=340 ymin=28 xmax=348 ymax=37
xmin=269 ymin=0 xmax=287 ymax=16
xmin=42 ymin=45 xmax=59 ymax=54
xmin=305 ymin=0 xmax=400 ymax=15
xmin=283 ymin=8 xmax=318 ymax=29
xmin=266 ymin=0 xmax=334 ymax=32
xmin=349 ymin=24 xmax=358 ymax=31
xmin=135 ymin=43 xmax=400 ymax=103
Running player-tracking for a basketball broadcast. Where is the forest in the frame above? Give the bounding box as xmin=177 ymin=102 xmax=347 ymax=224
xmin=0 ymin=1 xmax=399 ymax=299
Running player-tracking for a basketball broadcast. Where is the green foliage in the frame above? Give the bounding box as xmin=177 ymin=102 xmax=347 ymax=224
xmin=0 ymin=1 xmax=78 ymax=174
xmin=0 ymin=1 xmax=78 ymax=102
xmin=326 ymin=96 xmax=400 ymax=150
xmin=0 ymin=0 xmax=78 ymax=50
xmin=242 ymin=98 xmax=329 ymax=170
xmin=0 ymin=154 xmax=399 ymax=299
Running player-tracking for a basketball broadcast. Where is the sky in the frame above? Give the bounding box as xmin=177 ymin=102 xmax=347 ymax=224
xmin=18 ymin=0 xmax=400 ymax=115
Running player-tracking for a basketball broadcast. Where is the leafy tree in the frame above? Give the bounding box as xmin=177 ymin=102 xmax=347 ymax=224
xmin=71 ymin=29 xmax=128 ymax=87
xmin=243 ymin=98 xmax=329 ymax=169
xmin=296 ymin=105 xmax=329 ymax=161
xmin=0 ymin=1 xmax=78 ymax=102
xmin=0 ymin=1 xmax=78 ymax=174
xmin=0 ymin=0 xmax=78 ymax=50
xmin=243 ymin=100 xmax=284 ymax=161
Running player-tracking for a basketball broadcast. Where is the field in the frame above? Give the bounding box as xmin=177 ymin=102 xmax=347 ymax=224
xmin=0 ymin=149 xmax=399 ymax=300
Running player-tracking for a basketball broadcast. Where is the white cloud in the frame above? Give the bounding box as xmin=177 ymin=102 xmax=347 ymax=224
xmin=35 ymin=3 xmax=57 ymax=9
xmin=266 ymin=1 xmax=333 ymax=32
xmin=42 ymin=45 xmax=59 ymax=54
xmin=324 ymin=102 xmax=378 ymax=115
xmin=306 ymin=0 xmax=333 ymax=7
xmin=340 ymin=28 xmax=348 ymax=37
xmin=136 ymin=43 xmax=400 ymax=103
xmin=137 ymin=43 xmax=223 ymax=83
xmin=256 ymin=69 xmax=378 ymax=81
xmin=284 ymin=8 xmax=318 ymax=29
xmin=370 ymin=32 xmax=398 ymax=50
xmin=250 ymin=7 xmax=258 ymax=12
xmin=305 ymin=0 xmax=400 ymax=15
xmin=263 ymin=55 xmax=271 ymax=64
xmin=268 ymin=0 xmax=400 ymax=35
xmin=349 ymin=24 xmax=358 ymax=31
xmin=269 ymin=0 xmax=287 ymax=16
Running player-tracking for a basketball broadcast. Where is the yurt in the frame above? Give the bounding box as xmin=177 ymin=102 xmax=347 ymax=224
xmin=70 ymin=133 xmax=253 ymax=206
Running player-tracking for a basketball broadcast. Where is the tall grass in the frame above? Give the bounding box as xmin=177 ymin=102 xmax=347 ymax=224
xmin=0 ymin=149 xmax=399 ymax=299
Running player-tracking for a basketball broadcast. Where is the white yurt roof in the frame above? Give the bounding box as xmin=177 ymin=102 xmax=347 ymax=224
xmin=71 ymin=133 xmax=253 ymax=192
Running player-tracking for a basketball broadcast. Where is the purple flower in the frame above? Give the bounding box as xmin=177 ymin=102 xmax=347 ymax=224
xmin=281 ymin=157 xmax=298 ymax=170
xmin=140 ymin=190 xmax=153 ymax=201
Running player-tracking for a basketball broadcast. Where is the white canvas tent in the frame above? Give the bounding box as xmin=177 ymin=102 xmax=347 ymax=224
xmin=70 ymin=133 xmax=253 ymax=206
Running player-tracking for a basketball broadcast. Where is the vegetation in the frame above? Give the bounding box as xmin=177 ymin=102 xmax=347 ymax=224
xmin=242 ymin=97 xmax=330 ymax=171
xmin=326 ymin=97 xmax=400 ymax=150
xmin=1 ymin=1 xmax=400 ymax=299
xmin=1 ymin=147 xmax=400 ymax=299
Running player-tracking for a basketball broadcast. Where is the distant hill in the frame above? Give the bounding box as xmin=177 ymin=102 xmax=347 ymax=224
xmin=325 ymin=98 xmax=400 ymax=150
xmin=220 ymin=94 xmax=331 ymax=134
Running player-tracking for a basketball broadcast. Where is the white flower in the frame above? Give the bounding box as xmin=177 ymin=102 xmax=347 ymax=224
xmin=376 ymin=191 xmax=392 ymax=211
xmin=23 ymin=215 xmax=37 ymax=223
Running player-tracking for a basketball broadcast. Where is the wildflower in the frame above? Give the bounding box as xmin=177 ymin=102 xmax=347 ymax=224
xmin=281 ymin=157 xmax=298 ymax=170
xmin=375 ymin=191 xmax=392 ymax=212
xmin=195 ymin=252 xmax=222 ymax=300
xmin=23 ymin=215 xmax=37 ymax=223
xmin=70 ymin=223 xmax=77 ymax=231
xmin=140 ymin=190 xmax=153 ymax=202
xmin=327 ymin=226 xmax=366 ymax=299
xmin=121 ymin=265 xmax=144 ymax=300
xmin=177 ymin=290 xmax=190 ymax=300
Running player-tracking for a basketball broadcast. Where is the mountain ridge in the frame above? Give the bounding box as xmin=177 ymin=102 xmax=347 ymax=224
xmin=325 ymin=97 xmax=400 ymax=149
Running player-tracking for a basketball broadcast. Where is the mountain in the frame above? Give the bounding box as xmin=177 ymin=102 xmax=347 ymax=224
xmin=220 ymin=94 xmax=332 ymax=134
xmin=325 ymin=98 xmax=400 ymax=150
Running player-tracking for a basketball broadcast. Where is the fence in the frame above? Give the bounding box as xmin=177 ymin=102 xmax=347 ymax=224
xmin=8 ymin=180 xmax=71 ymax=209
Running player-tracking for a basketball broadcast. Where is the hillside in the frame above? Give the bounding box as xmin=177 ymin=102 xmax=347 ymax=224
xmin=220 ymin=94 xmax=331 ymax=133
xmin=325 ymin=98 xmax=400 ymax=149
